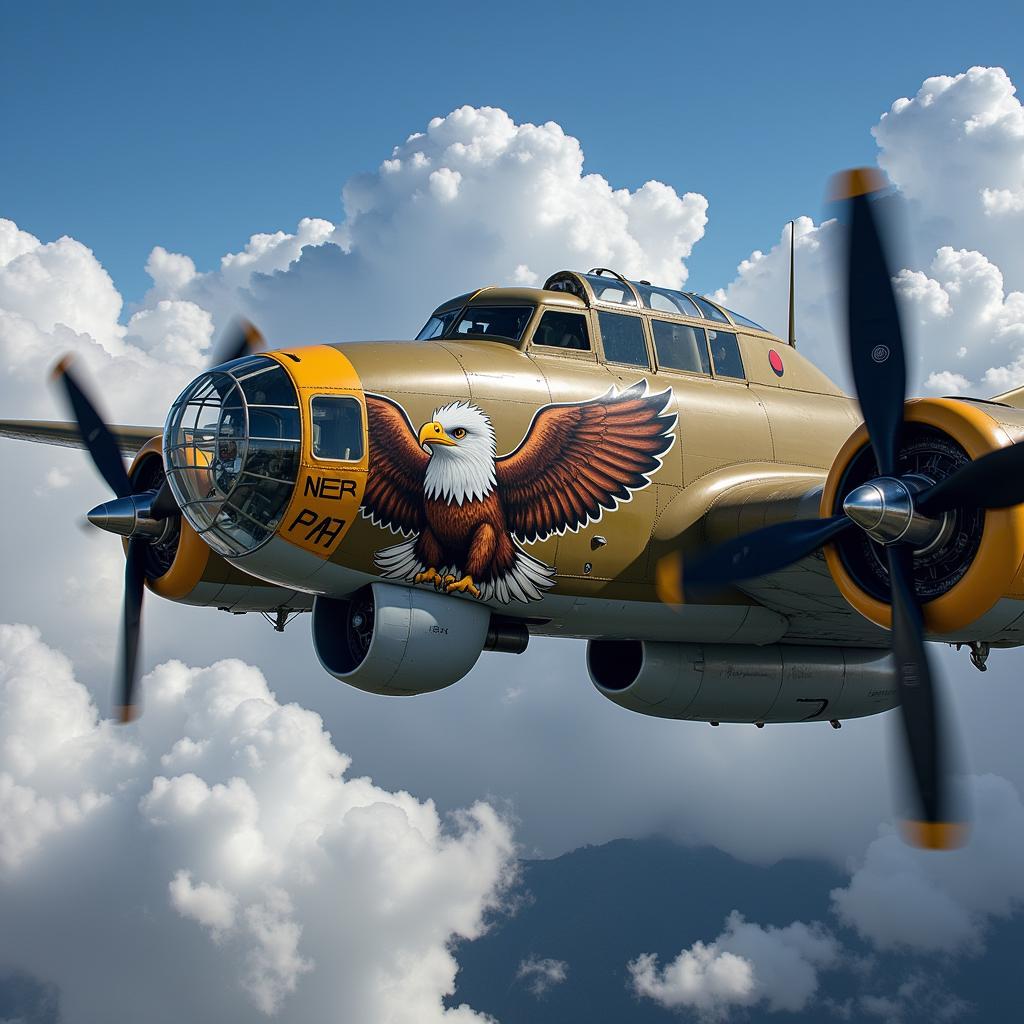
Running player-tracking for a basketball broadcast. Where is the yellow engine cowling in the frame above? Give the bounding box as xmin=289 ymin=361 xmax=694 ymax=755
xmin=127 ymin=438 xmax=312 ymax=612
xmin=820 ymin=397 xmax=1024 ymax=633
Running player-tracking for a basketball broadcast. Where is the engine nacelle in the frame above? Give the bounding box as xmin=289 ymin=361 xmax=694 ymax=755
xmin=822 ymin=398 xmax=1024 ymax=633
xmin=588 ymin=639 xmax=897 ymax=723
xmin=312 ymin=582 xmax=492 ymax=695
xmin=128 ymin=440 xmax=311 ymax=612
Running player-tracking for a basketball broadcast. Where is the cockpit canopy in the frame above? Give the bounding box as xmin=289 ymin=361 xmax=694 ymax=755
xmin=544 ymin=269 xmax=765 ymax=330
xmin=415 ymin=268 xmax=766 ymax=346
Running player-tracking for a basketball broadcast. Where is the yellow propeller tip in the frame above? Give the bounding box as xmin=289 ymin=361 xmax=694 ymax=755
xmin=901 ymin=819 xmax=968 ymax=851
xmin=242 ymin=321 xmax=265 ymax=349
xmin=116 ymin=704 xmax=139 ymax=724
xmin=829 ymin=167 xmax=888 ymax=201
xmin=655 ymin=551 xmax=685 ymax=605
xmin=50 ymin=353 xmax=74 ymax=381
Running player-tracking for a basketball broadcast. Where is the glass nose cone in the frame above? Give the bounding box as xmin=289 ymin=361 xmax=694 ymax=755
xmin=162 ymin=356 xmax=301 ymax=557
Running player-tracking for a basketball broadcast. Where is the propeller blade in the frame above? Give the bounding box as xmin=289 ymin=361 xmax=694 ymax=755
xmin=664 ymin=515 xmax=853 ymax=597
xmin=885 ymin=545 xmax=966 ymax=849
xmin=116 ymin=538 xmax=146 ymax=723
xmin=835 ymin=170 xmax=907 ymax=477
xmin=150 ymin=478 xmax=179 ymax=519
xmin=917 ymin=440 xmax=1024 ymax=516
xmin=51 ymin=356 xmax=132 ymax=499
xmin=209 ymin=319 xmax=264 ymax=368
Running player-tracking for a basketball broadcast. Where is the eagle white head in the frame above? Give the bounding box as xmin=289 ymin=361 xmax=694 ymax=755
xmin=420 ymin=401 xmax=497 ymax=505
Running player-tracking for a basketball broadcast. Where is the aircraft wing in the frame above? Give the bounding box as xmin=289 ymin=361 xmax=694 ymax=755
xmin=654 ymin=463 xmax=826 ymax=545
xmin=0 ymin=419 xmax=161 ymax=456
xmin=655 ymin=465 xmax=890 ymax=645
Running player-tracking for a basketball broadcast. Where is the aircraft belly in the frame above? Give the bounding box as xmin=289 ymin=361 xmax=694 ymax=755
xmin=525 ymin=594 xmax=787 ymax=644
xmin=227 ymin=534 xmax=343 ymax=593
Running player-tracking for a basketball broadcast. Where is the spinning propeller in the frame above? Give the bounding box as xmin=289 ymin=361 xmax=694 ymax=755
xmin=51 ymin=320 xmax=263 ymax=722
xmin=666 ymin=169 xmax=1024 ymax=849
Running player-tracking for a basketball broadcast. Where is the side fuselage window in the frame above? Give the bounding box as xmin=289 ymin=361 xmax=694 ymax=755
xmin=311 ymin=396 xmax=364 ymax=461
xmin=533 ymin=310 xmax=591 ymax=351
xmin=652 ymin=319 xmax=710 ymax=375
xmin=598 ymin=311 xmax=649 ymax=368
xmin=707 ymin=330 xmax=746 ymax=380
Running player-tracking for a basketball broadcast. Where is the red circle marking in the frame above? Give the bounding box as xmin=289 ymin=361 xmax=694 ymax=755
xmin=769 ymin=349 xmax=785 ymax=377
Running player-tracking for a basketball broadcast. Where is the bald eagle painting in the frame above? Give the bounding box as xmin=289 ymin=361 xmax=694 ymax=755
xmin=360 ymin=382 xmax=677 ymax=604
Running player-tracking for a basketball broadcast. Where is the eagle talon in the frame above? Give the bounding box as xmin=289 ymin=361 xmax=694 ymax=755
xmin=415 ymin=568 xmax=444 ymax=588
xmin=444 ymin=574 xmax=481 ymax=599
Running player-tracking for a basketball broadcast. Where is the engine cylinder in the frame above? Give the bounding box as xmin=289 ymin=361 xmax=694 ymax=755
xmin=588 ymin=639 xmax=897 ymax=723
xmin=312 ymin=582 xmax=492 ymax=695
xmin=821 ymin=398 xmax=1024 ymax=632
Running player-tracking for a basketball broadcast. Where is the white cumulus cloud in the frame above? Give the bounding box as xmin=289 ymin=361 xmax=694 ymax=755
xmin=0 ymin=625 xmax=515 ymax=1021
xmin=718 ymin=66 xmax=1024 ymax=397
xmin=875 ymin=66 xmax=1024 ymax=282
xmin=150 ymin=105 xmax=708 ymax=346
xmin=831 ymin=773 xmax=1024 ymax=954
xmin=628 ymin=911 xmax=839 ymax=1019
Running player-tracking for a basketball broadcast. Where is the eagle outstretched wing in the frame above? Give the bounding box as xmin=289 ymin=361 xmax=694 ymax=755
xmin=360 ymin=393 xmax=429 ymax=537
xmin=495 ymin=382 xmax=677 ymax=543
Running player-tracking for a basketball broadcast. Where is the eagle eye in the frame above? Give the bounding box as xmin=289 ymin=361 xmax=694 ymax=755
xmin=452 ymin=427 xmax=467 ymax=439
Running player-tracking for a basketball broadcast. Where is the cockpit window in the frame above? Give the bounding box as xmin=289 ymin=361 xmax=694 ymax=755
xmin=707 ymin=329 xmax=746 ymax=380
xmin=532 ymin=310 xmax=590 ymax=351
xmin=598 ymin=311 xmax=649 ymax=368
xmin=652 ymin=319 xmax=710 ymax=375
xmin=634 ymin=284 xmax=701 ymax=319
xmin=311 ymin=396 xmax=364 ymax=461
xmin=717 ymin=304 xmax=767 ymax=331
xmin=582 ymin=274 xmax=638 ymax=306
xmin=416 ymin=307 xmax=463 ymax=340
xmin=691 ymin=295 xmax=731 ymax=323
xmin=449 ymin=305 xmax=534 ymax=343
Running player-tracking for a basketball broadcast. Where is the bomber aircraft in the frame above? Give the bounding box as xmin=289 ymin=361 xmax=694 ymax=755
xmin=5 ymin=171 xmax=1024 ymax=850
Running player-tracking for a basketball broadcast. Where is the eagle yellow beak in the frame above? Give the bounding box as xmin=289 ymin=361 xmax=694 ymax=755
xmin=418 ymin=421 xmax=457 ymax=449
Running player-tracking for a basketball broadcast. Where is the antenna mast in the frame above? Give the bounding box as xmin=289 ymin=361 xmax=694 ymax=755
xmin=787 ymin=220 xmax=796 ymax=348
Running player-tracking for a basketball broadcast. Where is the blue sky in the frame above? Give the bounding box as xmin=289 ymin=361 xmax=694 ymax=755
xmin=4 ymin=0 xmax=1023 ymax=303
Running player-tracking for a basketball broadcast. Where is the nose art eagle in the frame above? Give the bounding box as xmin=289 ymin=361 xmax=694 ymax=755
xmin=360 ymin=382 xmax=677 ymax=603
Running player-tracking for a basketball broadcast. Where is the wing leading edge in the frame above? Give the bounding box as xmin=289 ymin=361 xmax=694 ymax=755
xmin=0 ymin=419 xmax=160 ymax=456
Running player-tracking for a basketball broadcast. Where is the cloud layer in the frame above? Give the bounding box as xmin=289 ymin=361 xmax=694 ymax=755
xmin=628 ymin=911 xmax=839 ymax=1019
xmin=0 ymin=624 xmax=515 ymax=1021
xmin=145 ymin=106 xmax=708 ymax=347
xmin=718 ymin=66 xmax=1024 ymax=397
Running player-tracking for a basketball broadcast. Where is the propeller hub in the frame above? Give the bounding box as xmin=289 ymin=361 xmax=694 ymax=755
xmin=87 ymin=491 xmax=175 ymax=543
xmin=843 ymin=476 xmax=943 ymax=549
